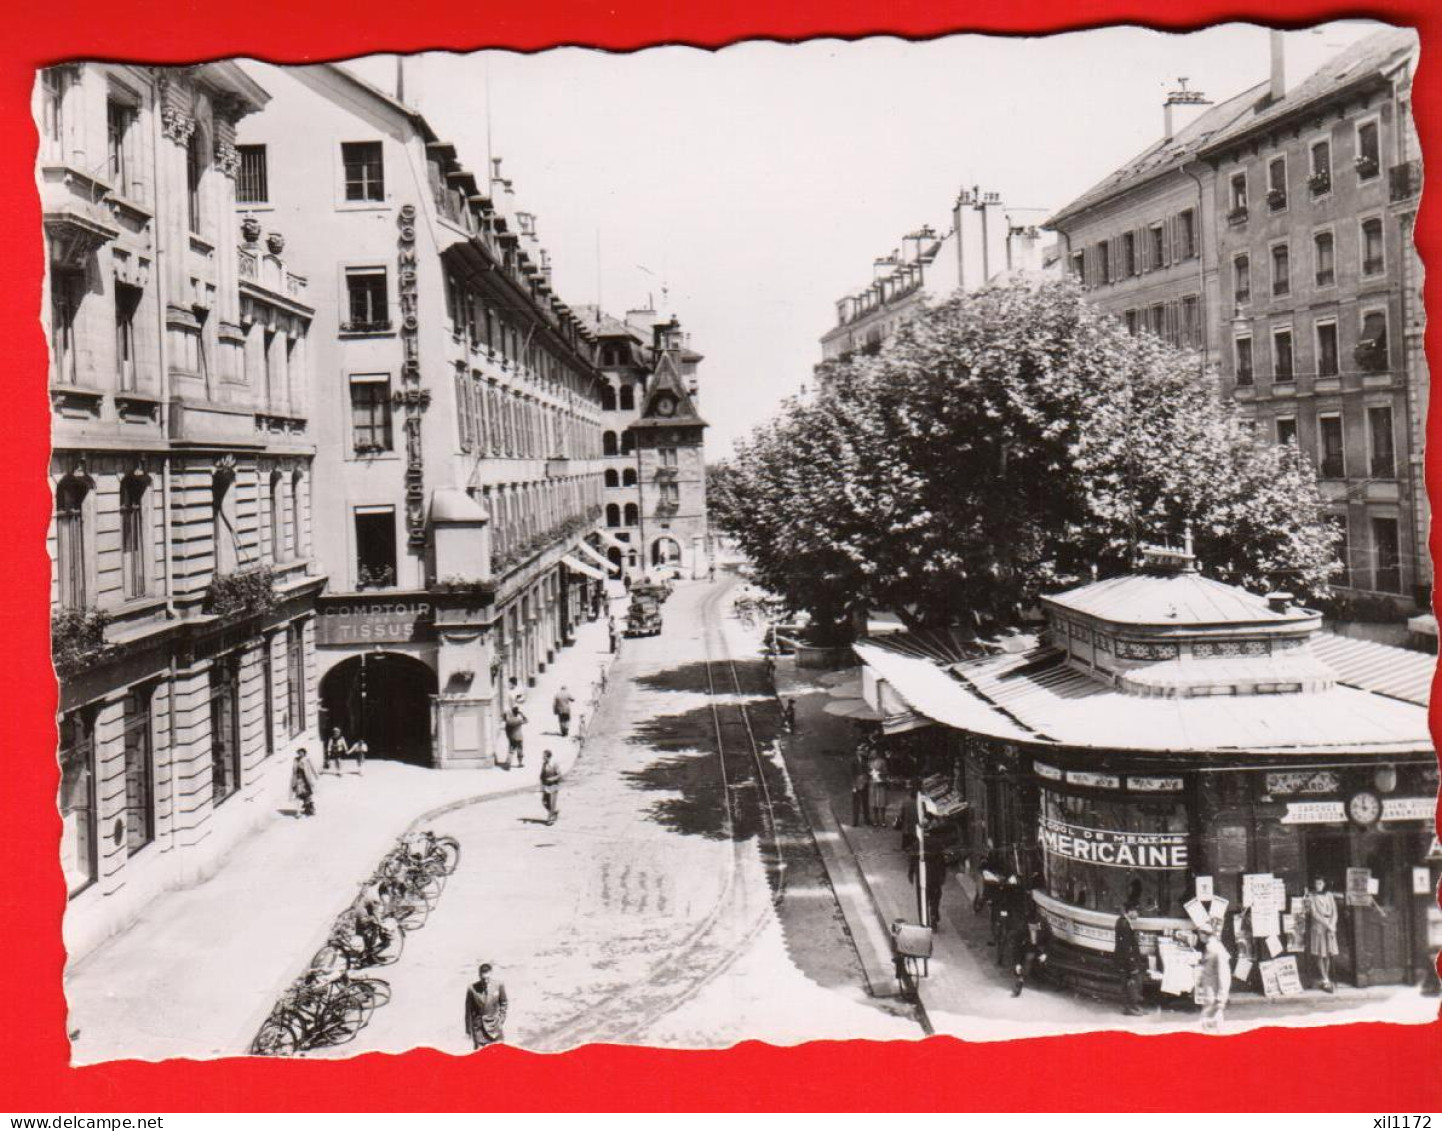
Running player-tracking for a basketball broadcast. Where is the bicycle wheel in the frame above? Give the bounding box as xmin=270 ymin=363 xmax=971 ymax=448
xmin=310 ymin=943 xmax=350 ymax=976
xmin=251 ymin=1013 xmax=301 ymax=1057
xmin=392 ymin=896 xmax=428 ymax=933
xmin=432 ymin=836 xmax=461 ymax=875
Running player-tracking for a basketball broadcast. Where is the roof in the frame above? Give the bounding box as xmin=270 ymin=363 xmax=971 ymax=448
xmin=1310 ymin=632 xmax=1434 ymax=707
xmin=1044 ymin=569 xmax=1314 ymax=628
xmin=1045 ymin=82 xmax=1268 ymax=228
xmin=856 ymin=636 xmax=1432 ymax=756
xmin=573 ymin=305 xmax=647 ymax=343
xmin=1199 ymin=27 xmax=1418 ymax=156
xmin=428 ymin=488 xmax=488 ymax=524
xmin=631 ymin=349 xmax=706 ymax=429
xmin=324 ymin=63 xmax=437 ymax=141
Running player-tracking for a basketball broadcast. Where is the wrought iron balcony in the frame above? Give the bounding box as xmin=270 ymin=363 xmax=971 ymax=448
xmin=1315 ymin=268 xmax=1335 ymax=287
xmin=1226 ymin=205 xmax=1249 ymax=225
xmin=1308 ymin=171 xmax=1331 ymax=196
xmin=1390 ymin=160 xmax=1422 ymax=202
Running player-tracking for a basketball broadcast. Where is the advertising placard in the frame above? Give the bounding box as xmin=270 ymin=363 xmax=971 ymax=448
xmin=1272 ymin=956 xmax=1305 ymax=995
xmin=1195 ymin=875 xmax=1214 ymax=902
xmin=1038 ymin=816 xmax=1188 ymax=869
xmin=1346 ymin=867 xmax=1373 ymax=908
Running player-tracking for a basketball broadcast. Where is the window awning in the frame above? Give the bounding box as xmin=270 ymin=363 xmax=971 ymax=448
xmin=595 ymin=528 xmax=628 ymax=551
xmin=574 ymin=540 xmax=621 ymax=575
xmin=561 ymin=555 xmax=607 ymax=581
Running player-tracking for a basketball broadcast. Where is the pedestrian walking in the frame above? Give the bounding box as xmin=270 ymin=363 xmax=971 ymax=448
xmin=997 ymin=873 xmax=1030 ymax=969
xmin=608 ymin=617 xmax=619 ymax=654
xmin=464 ymin=963 xmax=508 ymax=1049
xmin=1303 ymin=876 xmax=1339 ymax=992
xmin=851 ymin=753 xmax=871 ymax=827
xmin=867 ymin=747 xmax=888 ymax=826
xmin=923 ymin=839 xmax=948 ymax=932
xmin=540 ymin=751 xmax=562 ymax=825
xmin=290 ymin=748 xmax=317 ymax=817
xmin=350 ymin=737 xmax=368 ymax=774
xmin=781 ymin=697 xmax=797 ymax=734
xmin=507 ymin=676 xmax=527 ymax=710
xmin=1194 ymin=923 xmax=1232 ymax=1033
xmin=1011 ymin=907 xmax=1051 ymax=998
xmin=1114 ymin=902 xmax=1147 ymax=1016
xmin=324 ymin=726 xmax=349 ymax=773
xmin=553 ymin=686 xmax=575 ymax=737
xmin=503 ymin=704 xmax=527 ymax=768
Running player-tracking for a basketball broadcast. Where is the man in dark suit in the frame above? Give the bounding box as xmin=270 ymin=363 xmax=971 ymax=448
xmin=465 ymin=963 xmax=509 ymax=1049
xmin=1114 ymin=902 xmax=1147 ymax=1016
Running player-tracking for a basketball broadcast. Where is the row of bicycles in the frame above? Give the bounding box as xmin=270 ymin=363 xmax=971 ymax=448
xmin=250 ymin=829 xmax=461 ymax=1056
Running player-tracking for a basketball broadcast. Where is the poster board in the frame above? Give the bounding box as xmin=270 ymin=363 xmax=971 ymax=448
xmin=1271 ymin=956 xmax=1305 ymax=996
xmin=1346 ymin=867 xmax=1373 ymax=909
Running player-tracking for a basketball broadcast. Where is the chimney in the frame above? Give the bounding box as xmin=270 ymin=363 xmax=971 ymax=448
xmin=1162 ymin=78 xmax=1212 ymax=140
xmin=1269 ymin=29 xmax=1286 ymax=104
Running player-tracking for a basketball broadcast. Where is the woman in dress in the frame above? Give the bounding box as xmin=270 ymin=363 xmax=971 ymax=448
xmin=1304 ymin=875 xmax=1340 ymax=992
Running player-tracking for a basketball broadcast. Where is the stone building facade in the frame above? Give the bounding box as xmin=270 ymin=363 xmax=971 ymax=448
xmin=234 ymin=62 xmax=606 ymax=769
xmin=41 ymin=61 xmax=322 ymax=958
xmin=1197 ymin=28 xmax=1427 ymax=612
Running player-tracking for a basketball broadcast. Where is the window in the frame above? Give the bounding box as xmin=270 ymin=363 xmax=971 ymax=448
xmin=41 ymin=69 xmax=67 ymax=160
xmin=1148 ymin=305 xmax=1165 ymax=338
xmin=114 ymin=283 xmax=141 ymax=391
xmin=1178 ymin=210 xmax=1196 ymax=258
xmin=287 ymin=621 xmax=306 ymax=737
xmin=120 ymin=473 xmax=147 ymax=599
xmin=1318 ymin=414 xmax=1344 ymax=478
xmin=1357 ymin=311 xmax=1388 ymax=374
xmin=59 ymin=710 xmax=97 ymax=897
xmin=210 ymin=655 xmax=242 ymax=805
xmin=622 ymin=467 xmax=638 ymax=487
xmin=620 ymin=430 xmax=635 ymax=455
xmin=122 ymin=688 xmax=154 ymax=855
xmin=262 ymin=635 xmax=276 ymax=757
xmin=1368 ymin=405 xmax=1396 ymax=478
xmin=290 ymin=472 xmax=304 ymax=562
xmin=1266 ymin=157 xmax=1288 ymax=211
xmin=454 ymin=369 xmax=472 ymax=453
xmin=619 ymin=384 xmax=635 ymax=412
xmin=342 ymin=141 xmax=385 ymax=202
xmin=1314 ymin=231 xmax=1335 ymax=287
xmin=606 ymin=503 xmax=620 ymax=528
xmin=1333 ymin=516 xmax=1351 ymax=587
xmin=106 ymin=97 xmax=136 ymax=198
xmin=1276 ymin=416 xmax=1297 ymax=446
xmin=1355 ymin=121 xmax=1380 ymax=180
xmin=1316 ymin=321 xmax=1339 ymax=378
xmin=212 ymin=470 xmax=237 ymax=575
xmin=1234 ymin=335 xmax=1254 ymax=385
xmin=1097 ymin=240 xmax=1111 ymax=284
xmin=1149 ymin=225 xmax=1165 ymax=268
xmin=1233 ymin=255 xmax=1250 ymax=303
xmin=237 ymin=144 xmax=268 ymax=204
xmin=55 ymin=475 xmax=88 ymax=609
xmin=1310 ymin=140 xmax=1332 ymax=195
xmin=1124 ymin=309 xmax=1139 ymax=336
xmin=623 ymin=502 xmax=639 ymax=526
xmin=1070 ymin=251 xmax=1084 ymax=280
xmin=1361 ymin=218 xmax=1385 ymax=276
xmin=604 ymin=468 xmax=619 ymax=488
xmin=268 ymin=472 xmax=284 ymax=562
xmin=1228 ymin=172 xmax=1248 ymax=219
xmin=600 ymin=384 xmax=617 ymax=412
xmin=186 ymin=130 xmax=205 ymax=234
xmin=1122 ymin=232 xmax=1137 ymax=277
xmin=344 ymin=269 xmax=389 ymax=332
xmin=1273 ymin=327 xmax=1294 ymax=381
xmin=354 ymin=506 xmax=397 ymax=590
xmin=1372 ymin=517 xmax=1401 ymax=593
xmin=1181 ymin=296 xmax=1200 ymax=349
xmin=51 ymin=272 xmax=82 ymax=386
xmin=1270 ymin=243 xmax=1290 ymax=296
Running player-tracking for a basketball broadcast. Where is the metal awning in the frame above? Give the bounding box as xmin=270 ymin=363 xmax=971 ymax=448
xmin=574 ymin=540 xmax=621 ymax=575
xmin=561 ymin=555 xmax=607 ymax=582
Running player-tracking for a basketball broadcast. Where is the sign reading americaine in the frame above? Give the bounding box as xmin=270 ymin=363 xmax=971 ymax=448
xmin=1038 ymin=816 xmax=1189 ymax=869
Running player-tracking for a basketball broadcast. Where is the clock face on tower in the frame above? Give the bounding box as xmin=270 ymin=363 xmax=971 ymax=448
xmin=655 ymin=394 xmax=677 ymax=417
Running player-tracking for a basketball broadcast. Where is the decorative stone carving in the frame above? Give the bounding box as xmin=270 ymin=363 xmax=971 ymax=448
xmin=214 ymin=138 xmax=241 ymax=178
xmin=265 ymin=231 xmax=285 ymax=255
xmin=240 ymin=215 xmax=262 ymax=245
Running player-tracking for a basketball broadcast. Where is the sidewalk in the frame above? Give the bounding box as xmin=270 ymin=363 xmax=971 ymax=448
xmin=769 ymin=651 xmax=1440 ymax=1041
xmin=66 ymin=613 xmax=617 ymax=1064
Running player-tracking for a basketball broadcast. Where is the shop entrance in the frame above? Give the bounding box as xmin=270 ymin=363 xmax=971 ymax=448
xmin=1302 ymin=829 xmax=1355 ymax=985
xmin=320 ymin=652 xmax=437 ymax=766
xmin=1353 ymin=830 xmax=1412 ymax=986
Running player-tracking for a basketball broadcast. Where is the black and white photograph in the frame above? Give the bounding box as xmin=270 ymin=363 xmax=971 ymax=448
xmin=39 ymin=20 xmax=1439 ymax=1065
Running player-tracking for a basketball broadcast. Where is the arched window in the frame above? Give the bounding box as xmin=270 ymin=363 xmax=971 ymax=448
xmin=623 ymin=502 xmax=639 ymax=527
xmin=604 ymin=468 xmax=619 ymax=488
xmin=620 ymin=430 xmax=635 ymax=455
xmin=55 ymin=475 xmax=90 ymax=609
xmin=603 ymin=430 xmax=618 ymax=456
xmin=212 ymin=469 xmax=237 ymax=575
xmin=605 ymin=503 xmax=620 ymax=528
xmin=600 ymin=383 xmax=617 ymax=412
xmin=619 ymin=383 xmax=635 ymax=412
xmin=622 ymin=467 xmax=637 ymax=487
xmin=120 ymin=471 xmax=149 ymax=600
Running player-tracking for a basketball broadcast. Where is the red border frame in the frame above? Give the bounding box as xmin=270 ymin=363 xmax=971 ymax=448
xmin=2 ymin=0 xmax=1439 ymax=1113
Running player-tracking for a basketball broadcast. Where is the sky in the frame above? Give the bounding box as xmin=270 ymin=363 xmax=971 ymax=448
xmin=343 ymin=20 xmax=1383 ymax=458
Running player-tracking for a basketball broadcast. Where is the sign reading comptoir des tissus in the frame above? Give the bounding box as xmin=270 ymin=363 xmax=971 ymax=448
xmin=1038 ymin=816 xmax=1189 ymax=869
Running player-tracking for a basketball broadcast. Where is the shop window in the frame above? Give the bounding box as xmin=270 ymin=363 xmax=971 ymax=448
xmin=237 ymin=144 xmax=268 ymax=204
xmin=1270 ymin=243 xmax=1289 ymax=296
xmin=210 ymin=655 xmax=242 ymax=805
xmin=342 ymin=141 xmax=385 ymax=202
xmin=1314 ymin=231 xmax=1335 ymax=287
xmin=1372 ymin=517 xmax=1401 ymax=594
xmin=60 ymin=709 xmax=97 ymax=896
xmin=55 ymin=474 xmax=89 ymax=609
xmin=343 ymin=268 xmax=389 ymax=333
xmin=354 ymin=506 xmax=397 ymax=590
xmin=1271 ymin=327 xmax=1294 ymax=381
xmin=1368 ymin=405 xmax=1395 ymax=478
xmin=120 ymin=472 xmax=147 ymax=599
xmin=287 ymin=621 xmax=306 ymax=737
xmin=1318 ymin=414 xmax=1344 ymax=479
xmin=1360 ymin=218 xmax=1385 ymax=277
xmin=1233 ymin=336 xmax=1253 ymax=385
xmin=1316 ymin=321 xmax=1339 ymax=378
xmin=122 ymin=687 xmax=154 ymax=855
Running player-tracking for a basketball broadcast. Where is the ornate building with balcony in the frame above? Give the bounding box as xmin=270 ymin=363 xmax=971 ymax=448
xmin=40 ymin=62 xmax=322 ymax=959
xmin=235 ymin=61 xmax=607 ymax=769
xmin=1197 ymin=27 xmax=1426 ymax=613
xmin=578 ymin=305 xmax=709 ymax=579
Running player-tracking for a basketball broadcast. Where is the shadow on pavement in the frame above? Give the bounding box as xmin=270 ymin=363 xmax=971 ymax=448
xmin=630 ymin=658 xmax=775 ymax=697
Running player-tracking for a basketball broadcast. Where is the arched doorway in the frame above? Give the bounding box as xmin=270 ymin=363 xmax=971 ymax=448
xmin=320 ymin=652 xmax=437 ymax=765
xmin=606 ymin=546 xmax=623 ymax=571
xmin=652 ymin=537 xmax=682 ymax=568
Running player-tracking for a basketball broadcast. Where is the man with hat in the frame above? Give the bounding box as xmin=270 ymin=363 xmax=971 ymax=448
xmin=1194 ymin=921 xmax=1232 ymax=1033
xmin=464 ymin=963 xmax=509 ymax=1049
xmin=1113 ymin=902 xmax=1147 ymax=1017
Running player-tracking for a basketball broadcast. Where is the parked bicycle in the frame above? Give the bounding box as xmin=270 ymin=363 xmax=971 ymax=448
xmin=250 ymin=969 xmax=392 ymax=1055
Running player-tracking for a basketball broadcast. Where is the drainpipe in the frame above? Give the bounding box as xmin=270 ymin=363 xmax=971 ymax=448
xmin=151 ymin=74 xmax=176 ymax=622
xmin=1390 ymin=71 xmax=1425 ymax=605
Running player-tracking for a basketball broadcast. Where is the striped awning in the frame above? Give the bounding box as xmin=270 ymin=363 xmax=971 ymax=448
xmin=561 ymin=555 xmax=607 ymax=582
xmin=595 ymin=529 xmax=628 ymax=551
xmin=574 ymin=540 xmax=621 ymax=575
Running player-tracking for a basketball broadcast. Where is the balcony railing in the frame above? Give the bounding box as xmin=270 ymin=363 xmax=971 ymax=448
xmin=340 ymin=319 xmax=393 ymax=334
xmin=1308 ymin=171 xmax=1331 ymax=196
xmin=1362 ymin=257 xmax=1385 ymax=277
xmin=1320 ymin=455 xmax=1345 ymax=479
xmin=1226 ymin=205 xmax=1249 ymax=225
xmin=1234 ymin=287 xmax=1251 ymax=304
xmin=1266 ymin=188 xmax=1288 ymax=211
xmin=1272 ymin=280 xmax=1290 ymax=297
xmin=1315 ymin=268 xmax=1335 ymax=287
xmin=1355 ymin=155 xmax=1380 ymax=180
xmin=1371 ymin=455 xmax=1396 ymax=479
xmin=1390 ymin=160 xmax=1422 ymax=202
xmin=1235 ymin=368 xmax=1254 ymax=387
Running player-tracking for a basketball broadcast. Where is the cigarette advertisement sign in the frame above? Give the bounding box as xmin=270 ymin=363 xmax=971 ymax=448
xmin=1038 ymin=816 xmax=1189 ymax=869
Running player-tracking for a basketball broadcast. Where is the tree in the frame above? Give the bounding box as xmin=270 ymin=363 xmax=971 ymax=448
xmin=722 ymin=278 xmax=1338 ymax=638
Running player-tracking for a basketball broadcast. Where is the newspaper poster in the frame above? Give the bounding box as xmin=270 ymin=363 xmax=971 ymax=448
xmin=1251 ymin=906 xmax=1280 ymax=940
xmin=1158 ymin=940 xmax=1198 ymax=996
xmin=1234 ymin=955 xmax=1254 ymax=984
xmin=1184 ymin=898 xmax=1211 ymax=930
xmin=1346 ymin=867 xmax=1373 ymax=908
xmin=1208 ymin=895 xmax=1230 ymax=923
xmin=1195 ymin=876 xmax=1214 ymax=903
xmin=1259 ymin=958 xmax=1285 ymax=998
xmin=1264 ymin=934 xmax=1285 ymax=958
xmin=1272 ymin=956 xmax=1305 ymax=996
xmin=1242 ymin=873 xmax=1275 ymax=909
